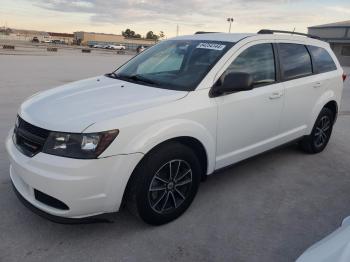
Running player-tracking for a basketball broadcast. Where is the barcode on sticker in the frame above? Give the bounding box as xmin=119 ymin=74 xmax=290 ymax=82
xmin=196 ymin=43 xmax=226 ymax=51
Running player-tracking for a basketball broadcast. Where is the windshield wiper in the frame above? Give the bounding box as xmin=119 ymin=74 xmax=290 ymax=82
xmin=105 ymin=73 xmax=160 ymax=87
xmin=105 ymin=72 xmax=119 ymax=79
xmin=126 ymin=74 xmax=159 ymax=86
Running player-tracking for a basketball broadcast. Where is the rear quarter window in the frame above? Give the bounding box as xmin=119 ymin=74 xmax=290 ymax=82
xmin=278 ymin=43 xmax=312 ymax=80
xmin=308 ymin=46 xmax=337 ymax=74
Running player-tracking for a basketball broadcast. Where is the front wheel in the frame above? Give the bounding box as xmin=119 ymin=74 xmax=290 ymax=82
xmin=126 ymin=142 xmax=202 ymax=225
xmin=300 ymin=108 xmax=334 ymax=154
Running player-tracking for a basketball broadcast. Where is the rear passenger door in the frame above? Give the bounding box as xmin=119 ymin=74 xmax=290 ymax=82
xmin=277 ymin=42 xmax=323 ymax=138
xmin=307 ymin=45 xmax=339 ymax=115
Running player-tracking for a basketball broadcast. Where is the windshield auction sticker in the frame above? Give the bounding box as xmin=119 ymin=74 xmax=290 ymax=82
xmin=196 ymin=43 xmax=226 ymax=51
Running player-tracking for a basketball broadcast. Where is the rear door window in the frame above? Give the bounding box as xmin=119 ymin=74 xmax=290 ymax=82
xmin=279 ymin=43 xmax=312 ymax=80
xmin=308 ymin=46 xmax=337 ymax=73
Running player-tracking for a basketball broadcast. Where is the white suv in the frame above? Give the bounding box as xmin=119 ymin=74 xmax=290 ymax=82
xmin=6 ymin=30 xmax=345 ymax=225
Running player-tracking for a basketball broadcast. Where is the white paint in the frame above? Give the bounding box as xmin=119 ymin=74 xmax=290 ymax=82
xmin=297 ymin=216 xmax=350 ymax=262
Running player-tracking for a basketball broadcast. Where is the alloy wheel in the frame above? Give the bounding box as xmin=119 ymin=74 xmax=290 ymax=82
xmin=148 ymin=159 xmax=193 ymax=214
xmin=314 ymin=115 xmax=331 ymax=148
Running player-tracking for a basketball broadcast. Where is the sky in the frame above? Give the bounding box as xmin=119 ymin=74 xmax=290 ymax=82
xmin=0 ymin=0 xmax=350 ymax=37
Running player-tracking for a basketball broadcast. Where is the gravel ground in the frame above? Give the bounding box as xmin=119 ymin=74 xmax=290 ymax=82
xmin=0 ymin=52 xmax=349 ymax=262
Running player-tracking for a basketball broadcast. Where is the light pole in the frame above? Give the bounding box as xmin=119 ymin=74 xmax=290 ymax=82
xmin=227 ymin=18 xmax=234 ymax=33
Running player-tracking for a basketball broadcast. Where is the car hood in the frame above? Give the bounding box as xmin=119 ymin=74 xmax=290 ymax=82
xmin=19 ymin=76 xmax=188 ymax=132
xmin=297 ymin=220 xmax=350 ymax=262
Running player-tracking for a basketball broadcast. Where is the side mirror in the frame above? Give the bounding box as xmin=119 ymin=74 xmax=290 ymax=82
xmin=211 ymin=72 xmax=254 ymax=96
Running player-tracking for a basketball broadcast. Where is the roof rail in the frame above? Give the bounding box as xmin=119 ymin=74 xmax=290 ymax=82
xmin=257 ymin=29 xmax=321 ymax=39
xmin=194 ymin=31 xmax=220 ymax=34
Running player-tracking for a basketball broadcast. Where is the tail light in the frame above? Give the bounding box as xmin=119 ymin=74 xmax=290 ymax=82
xmin=343 ymin=73 xmax=347 ymax=82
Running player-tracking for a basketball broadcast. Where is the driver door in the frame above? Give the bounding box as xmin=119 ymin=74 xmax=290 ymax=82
xmin=215 ymin=42 xmax=285 ymax=169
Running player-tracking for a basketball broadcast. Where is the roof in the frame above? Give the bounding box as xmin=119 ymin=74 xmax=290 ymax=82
xmin=124 ymin=37 xmax=157 ymax=42
xmin=48 ymin=32 xmax=74 ymax=38
xmin=173 ymin=33 xmax=256 ymax=42
xmin=74 ymin=31 xmax=123 ymax=37
xmin=170 ymin=32 xmax=326 ymax=46
xmin=309 ymin=20 xmax=350 ymax=29
xmin=12 ymin=28 xmax=49 ymax=36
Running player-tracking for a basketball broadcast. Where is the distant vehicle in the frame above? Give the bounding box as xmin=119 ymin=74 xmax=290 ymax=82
xmin=107 ymin=44 xmax=126 ymax=50
xmin=43 ymin=40 xmax=52 ymax=43
xmin=136 ymin=45 xmax=145 ymax=53
xmin=92 ymin=44 xmax=105 ymax=48
xmin=297 ymin=216 xmax=350 ymax=262
xmin=31 ymin=37 xmax=39 ymax=43
xmin=51 ymin=40 xmax=65 ymax=45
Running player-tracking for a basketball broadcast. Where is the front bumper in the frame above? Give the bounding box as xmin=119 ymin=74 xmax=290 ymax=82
xmin=6 ymin=133 xmax=143 ymax=219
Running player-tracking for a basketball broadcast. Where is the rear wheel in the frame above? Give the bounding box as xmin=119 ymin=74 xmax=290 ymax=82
xmin=126 ymin=142 xmax=202 ymax=225
xmin=300 ymin=108 xmax=334 ymax=154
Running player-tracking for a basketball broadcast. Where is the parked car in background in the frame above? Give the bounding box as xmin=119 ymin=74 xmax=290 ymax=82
xmin=51 ymin=40 xmax=65 ymax=45
xmin=31 ymin=37 xmax=39 ymax=43
xmin=136 ymin=45 xmax=145 ymax=53
xmin=43 ymin=40 xmax=52 ymax=43
xmin=92 ymin=44 xmax=105 ymax=48
xmin=6 ymin=30 xmax=345 ymax=225
xmin=107 ymin=44 xmax=126 ymax=50
xmin=297 ymin=216 xmax=350 ymax=262
xmin=93 ymin=44 xmax=111 ymax=49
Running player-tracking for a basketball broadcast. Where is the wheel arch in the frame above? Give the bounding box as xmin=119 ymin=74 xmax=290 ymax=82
xmin=121 ymin=136 xmax=210 ymax=208
xmin=323 ymin=100 xmax=338 ymax=122
xmin=308 ymin=90 xmax=339 ymax=134
xmin=132 ymin=136 xmax=210 ymax=182
xmin=149 ymin=136 xmax=208 ymax=179
xmin=116 ymin=118 xmax=216 ymax=174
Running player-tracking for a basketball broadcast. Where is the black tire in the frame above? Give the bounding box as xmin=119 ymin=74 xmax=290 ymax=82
xmin=300 ymin=108 xmax=334 ymax=154
xmin=126 ymin=142 xmax=202 ymax=225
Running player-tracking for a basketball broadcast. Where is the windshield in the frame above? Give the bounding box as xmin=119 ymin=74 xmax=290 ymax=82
xmin=109 ymin=40 xmax=234 ymax=91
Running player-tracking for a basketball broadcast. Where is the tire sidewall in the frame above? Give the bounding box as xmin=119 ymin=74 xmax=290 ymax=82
xmin=310 ymin=108 xmax=334 ymax=152
xmin=134 ymin=143 xmax=202 ymax=225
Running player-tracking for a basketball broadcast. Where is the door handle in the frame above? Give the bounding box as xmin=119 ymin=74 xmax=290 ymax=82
xmin=313 ymin=82 xmax=322 ymax=88
xmin=269 ymin=92 xmax=283 ymax=100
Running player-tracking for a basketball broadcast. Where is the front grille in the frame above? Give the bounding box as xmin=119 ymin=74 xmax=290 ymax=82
xmin=13 ymin=117 xmax=50 ymax=157
xmin=34 ymin=189 xmax=69 ymax=210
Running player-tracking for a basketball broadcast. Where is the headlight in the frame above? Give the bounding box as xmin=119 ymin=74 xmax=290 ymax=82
xmin=42 ymin=129 xmax=119 ymax=159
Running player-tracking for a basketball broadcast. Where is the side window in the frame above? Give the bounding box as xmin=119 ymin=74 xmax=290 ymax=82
xmin=279 ymin=43 xmax=312 ymax=80
xmin=225 ymin=43 xmax=276 ymax=87
xmin=308 ymin=46 xmax=337 ymax=73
